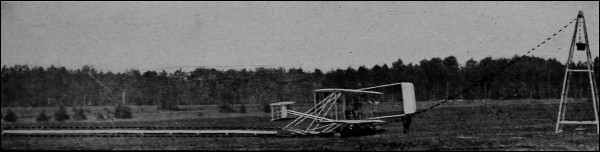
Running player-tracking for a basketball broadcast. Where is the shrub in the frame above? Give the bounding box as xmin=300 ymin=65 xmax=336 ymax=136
xmin=4 ymin=109 xmax=18 ymax=122
xmin=114 ymin=104 xmax=133 ymax=119
xmin=239 ymin=103 xmax=247 ymax=113
xmin=54 ymin=106 xmax=70 ymax=122
xmin=73 ymin=107 xmax=87 ymax=121
xmin=159 ymin=100 xmax=181 ymax=111
xmin=36 ymin=110 xmax=50 ymax=122
xmin=262 ymin=101 xmax=271 ymax=113
xmin=96 ymin=113 xmax=106 ymax=121
xmin=218 ymin=104 xmax=236 ymax=113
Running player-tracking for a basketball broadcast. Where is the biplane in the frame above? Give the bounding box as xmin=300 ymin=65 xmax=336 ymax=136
xmin=270 ymin=82 xmax=417 ymax=136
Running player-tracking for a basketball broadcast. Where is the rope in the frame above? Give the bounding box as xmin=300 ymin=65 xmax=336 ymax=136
xmin=409 ymin=17 xmax=578 ymax=117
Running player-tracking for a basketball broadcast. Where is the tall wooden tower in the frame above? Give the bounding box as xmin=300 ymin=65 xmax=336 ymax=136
xmin=555 ymin=11 xmax=599 ymax=134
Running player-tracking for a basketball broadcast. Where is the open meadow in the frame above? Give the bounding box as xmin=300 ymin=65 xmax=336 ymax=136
xmin=1 ymin=99 xmax=598 ymax=151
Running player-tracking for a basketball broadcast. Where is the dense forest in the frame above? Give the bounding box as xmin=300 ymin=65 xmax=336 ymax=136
xmin=1 ymin=55 xmax=599 ymax=108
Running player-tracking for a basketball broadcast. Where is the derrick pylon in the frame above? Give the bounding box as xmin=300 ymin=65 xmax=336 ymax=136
xmin=555 ymin=11 xmax=599 ymax=134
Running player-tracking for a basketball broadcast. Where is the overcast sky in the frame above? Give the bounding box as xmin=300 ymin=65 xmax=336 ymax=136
xmin=2 ymin=1 xmax=598 ymax=73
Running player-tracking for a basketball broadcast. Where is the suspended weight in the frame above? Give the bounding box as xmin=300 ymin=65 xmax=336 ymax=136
xmin=576 ymin=43 xmax=586 ymax=51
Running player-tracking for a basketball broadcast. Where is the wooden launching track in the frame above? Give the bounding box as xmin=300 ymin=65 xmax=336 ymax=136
xmin=1 ymin=129 xmax=280 ymax=137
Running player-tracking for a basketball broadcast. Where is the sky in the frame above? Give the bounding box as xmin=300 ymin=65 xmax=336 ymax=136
xmin=1 ymin=1 xmax=599 ymax=73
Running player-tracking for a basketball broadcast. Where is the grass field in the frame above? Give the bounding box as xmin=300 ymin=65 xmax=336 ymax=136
xmin=2 ymin=99 xmax=599 ymax=150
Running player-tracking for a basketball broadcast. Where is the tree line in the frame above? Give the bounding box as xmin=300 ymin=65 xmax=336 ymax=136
xmin=1 ymin=55 xmax=599 ymax=108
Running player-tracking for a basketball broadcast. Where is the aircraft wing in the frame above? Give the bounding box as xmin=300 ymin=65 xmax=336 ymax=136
xmin=319 ymin=119 xmax=386 ymax=124
xmin=366 ymin=114 xmax=408 ymax=120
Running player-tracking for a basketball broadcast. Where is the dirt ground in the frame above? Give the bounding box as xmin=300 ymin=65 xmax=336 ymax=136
xmin=2 ymin=99 xmax=599 ymax=150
